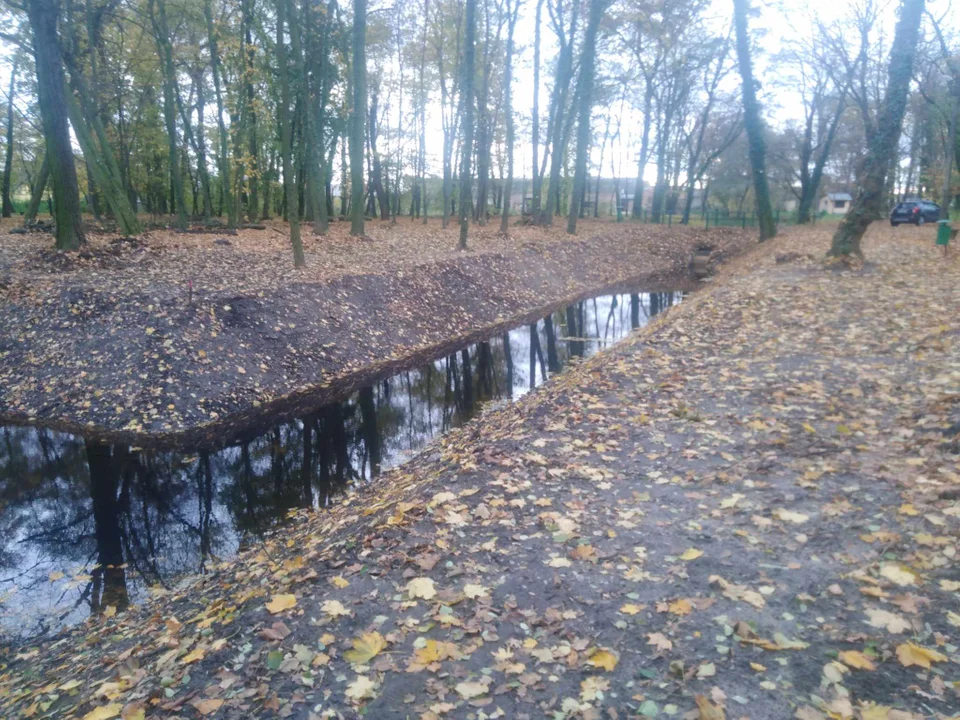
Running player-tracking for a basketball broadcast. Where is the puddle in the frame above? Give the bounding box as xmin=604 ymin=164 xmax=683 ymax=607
xmin=0 ymin=291 xmax=679 ymax=637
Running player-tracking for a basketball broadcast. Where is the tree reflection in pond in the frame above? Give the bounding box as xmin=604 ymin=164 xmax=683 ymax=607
xmin=0 ymin=291 xmax=678 ymax=636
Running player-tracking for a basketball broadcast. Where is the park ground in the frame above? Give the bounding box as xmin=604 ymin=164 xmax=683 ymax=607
xmin=1 ymin=221 xmax=960 ymax=720
xmin=0 ymin=217 xmax=750 ymax=449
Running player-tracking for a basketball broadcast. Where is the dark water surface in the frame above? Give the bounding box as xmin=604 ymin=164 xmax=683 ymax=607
xmin=0 ymin=291 xmax=679 ymax=636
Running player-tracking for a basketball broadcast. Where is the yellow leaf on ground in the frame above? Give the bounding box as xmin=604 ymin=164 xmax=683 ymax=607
xmin=546 ymin=557 xmax=572 ymax=568
xmin=343 ymin=632 xmax=387 ymax=665
xmin=181 ymin=647 xmax=206 ymax=664
xmin=695 ymin=694 xmax=726 ymax=719
xmin=265 ymin=594 xmax=298 ymax=614
xmin=680 ymin=548 xmax=704 ymax=561
xmin=406 ymin=577 xmax=437 ymax=600
xmin=345 ymin=676 xmax=378 ymax=702
xmin=647 ymin=632 xmax=673 ymax=652
xmin=620 ymin=603 xmax=644 ymax=615
xmin=838 ymin=650 xmax=876 ymax=671
xmin=864 ymin=608 xmax=911 ymax=633
xmin=330 ymin=576 xmax=350 ymax=589
xmin=668 ymin=598 xmax=693 ymax=615
xmin=82 ymin=705 xmax=123 ymax=720
xmin=321 ymin=599 xmax=351 ymax=617
xmin=455 ymin=681 xmax=489 ymax=699
xmin=895 ymin=643 xmax=947 ymax=669
xmin=190 ymin=698 xmax=224 ymax=716
xmin=586 ymin=648 xmax=618 ymax=671
xmin=859 ymin=703 xmax=894 ymax=720
xmin=879 ymin=564 xmax=918 ymax=587
xmin=463 ymin=583 xmax=489 ymax=599
xmin=774 ymin=508 xmax=809 ymax=524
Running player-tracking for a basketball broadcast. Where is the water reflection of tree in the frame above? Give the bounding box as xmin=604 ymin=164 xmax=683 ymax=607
xmin=1 ymin=292 xmax=680 ymax=631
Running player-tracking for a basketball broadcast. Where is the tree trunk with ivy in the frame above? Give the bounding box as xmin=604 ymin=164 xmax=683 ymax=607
xmin=829 ymin=0 xmax=924 ymax=258
xmin=732 ymin=0 xmax=776 ymax=241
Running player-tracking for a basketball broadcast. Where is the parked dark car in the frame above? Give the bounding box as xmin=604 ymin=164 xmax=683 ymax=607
xmin=890 ymin=200 xmax=941 ymax=226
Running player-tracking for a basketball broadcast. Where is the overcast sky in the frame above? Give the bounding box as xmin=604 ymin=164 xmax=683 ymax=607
xmin=0 ymin=0 xmax=954 ymax=190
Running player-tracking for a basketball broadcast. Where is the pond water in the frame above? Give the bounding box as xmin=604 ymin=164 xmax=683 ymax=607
xmin=0 ymin=291 xmax=679 ymax=637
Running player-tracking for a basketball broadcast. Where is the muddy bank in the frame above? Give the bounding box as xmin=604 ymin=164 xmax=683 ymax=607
xmin=0 ymin=222 xmax=751 ymax=449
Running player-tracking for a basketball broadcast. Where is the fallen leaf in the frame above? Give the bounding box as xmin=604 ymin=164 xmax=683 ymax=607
xmin=321 ymin=599 xmax=351 ymax=617
xmin=838 ymin=650 xmax=876 ymax=671
xmin=343 ymin=632 xmax=387 ymax=665
xmin=190 ymin=698 xmax=224 ymax=716
xmin=406 ymin=577 xmax=437 ymax=600
xmin=895 ymin=643 xmax=947 ymax=669
xmin=774 ymin=508 xmax=809 ymax=524
xmin=463 ymin=583 xmax=489 ymax=599
xmin=864 ymin=608 xmax=911 ymax=633
xmin=455 ymin=681 xmax=488 ymax=699
xmin=586 ymin=647 xmax=619 ymax=671
xmin=695 ymin=694 xmax=726 ymax=719
xmin=620 ymin=603 xmax=645 ymax=615
xmin=330 ymin=576 xmax=350 ymax=589
xmin=879 ymin=564 xmax=918 ymax=587
xmin=265 ymin=594 xmax=298 ymax=614
xmin=82 ymin=706 xmax=123 ymax=720
xmin=680 ymin=548 xmax=704 ymax=561
xmin=345 ymin=676 xmax=378 ymax=702
xmin=181 ymin=647 xmax=206 ymax=664
xmin=546 ymin=556 xmax=572 ymax=568
xmin=647 ymin=632 xmax=673 ymax=652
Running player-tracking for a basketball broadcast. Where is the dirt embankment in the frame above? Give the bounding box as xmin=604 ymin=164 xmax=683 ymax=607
xmin=0 ymin=220 xmax=751 ymax=448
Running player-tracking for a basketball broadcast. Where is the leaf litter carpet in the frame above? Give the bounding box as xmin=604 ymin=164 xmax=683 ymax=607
xmin=1 ymin=224 xmax=959 ymax=720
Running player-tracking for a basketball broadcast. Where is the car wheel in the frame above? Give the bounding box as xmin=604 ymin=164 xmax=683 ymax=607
xmin=891 ymin=221 xmax=899 ymax=227
xmin=917 ymin=216 xmax=925 ymax=226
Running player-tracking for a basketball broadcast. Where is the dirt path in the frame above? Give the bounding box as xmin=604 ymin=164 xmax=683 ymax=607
xmin=0 ymin=220 xmax=749 ymax=449
xmin=2 ymin=224 xmax=958 ymax=720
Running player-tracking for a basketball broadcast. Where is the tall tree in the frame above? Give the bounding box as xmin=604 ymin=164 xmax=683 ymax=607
xmin=567 ymin=0 xmax=606 ymax=234
xmin=203 ymin=0 xmax=236 ymax=229
xmin=148 ymin=0 xmax=189 ymax=230
xmin=26 ymin=0 xmax=85 ymax=249
xmin=499 ymin=0 xmax=521 ymax=234
xmin=829 ymin=0 xmax=925 ymax=258
xmin=732 ymin=0 xmax=776 ymax=240
xmin=1 ymin=59 xmax=15 ymax=218
xmin=458 ymin=0 xmax=476 ymax=249
xmin=276 ymin=0 xmax=306 ymax=267
xmin=350 ymin=0 xmax=366 ymax=236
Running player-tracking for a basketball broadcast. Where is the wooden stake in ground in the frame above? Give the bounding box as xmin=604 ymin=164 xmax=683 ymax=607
xmin=732 ymin=0 xmax=776 ymax=241
xmin=829 ymin=0 xmax=925 ymax=259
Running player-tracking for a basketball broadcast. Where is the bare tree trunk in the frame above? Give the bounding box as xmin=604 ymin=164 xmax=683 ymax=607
xmin=829 ymin=0 xmax=924 ymax=257
xmin=530 ymin=0 xmax=544 ymax=220
xmin=567 ymin=0 xmax=605 ymax=234
xmin=499 ymin=0 xmax=520 ymax=234
xmin=733 ymin=0 xmax=776 ymax=240
xmin=1 ymin=61 xmax=15 ymax=218
xmin=204 ymin=0 xmax=236 ymax=229
xmin=940 ymin=86 xmax=959 ymax=218
xmin=277 ymin=0 xmax=307 ymax=267
xmin=458 ymin=0 xmax=477 ymax=249
xmin=27 ymin=0 xmax=85 ymax=249
xmin=24 ymin=154 xmax=49 ymax=225
xmin=350 ymin=0 xmax=367 ymax=236
xmin=149 ymin=0 xmax=189 ymax=230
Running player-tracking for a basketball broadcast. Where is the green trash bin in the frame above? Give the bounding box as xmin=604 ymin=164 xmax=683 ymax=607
xmin=936 ymin=219 xmax=952 ymax=247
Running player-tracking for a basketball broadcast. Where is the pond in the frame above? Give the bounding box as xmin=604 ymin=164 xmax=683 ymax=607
xmin=0 ymin=291 xmax=679 ymax=637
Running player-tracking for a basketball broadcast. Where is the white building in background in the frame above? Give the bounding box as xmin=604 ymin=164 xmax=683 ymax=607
xmin=819 ymin=192 xmax=852 ymax=214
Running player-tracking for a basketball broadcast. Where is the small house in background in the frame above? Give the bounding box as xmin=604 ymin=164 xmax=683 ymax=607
xmin=819 ymin=192 xmax=852 ymax=214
